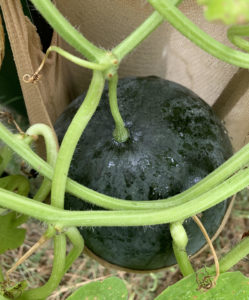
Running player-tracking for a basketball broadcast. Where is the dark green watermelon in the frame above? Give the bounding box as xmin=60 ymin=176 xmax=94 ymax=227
xmin=55 ymin=76 xmax=233 ymax=271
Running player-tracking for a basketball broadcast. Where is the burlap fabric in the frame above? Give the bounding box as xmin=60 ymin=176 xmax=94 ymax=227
xmin=0 ymin=0 xmax=248 ymax=151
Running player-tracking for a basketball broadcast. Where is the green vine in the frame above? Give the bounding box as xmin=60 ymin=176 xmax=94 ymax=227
xmin=1 ymin=122 xmax=249 ymax=211
xmin=0 ymin=0 xmax=249 ymax=298
xmin=50 ymin=71 xmax=104 ymax=209
xmin=148 ymin=0 xmax=249 ymax=68
xmin=18 ymin=234 xmax=67 ymax=300
xmin=64 ymin=227 xmax=84 ymax=273
xmin=227 ymin=25 xmax=249 ymax=52
xmin=170 ymin=222 xmax=194 ymax=276
xmin=0 ymin=163 xmax=248 ymax=228
xmin=219 ymin=236 xmax=249 ymax=273
xmin=112 ymin=11 xmax=164 ymax=62
xmin=29 ymin=0 xmax=104 ymax=62
xmin=26 ymin=124 xmax=57 ymax=204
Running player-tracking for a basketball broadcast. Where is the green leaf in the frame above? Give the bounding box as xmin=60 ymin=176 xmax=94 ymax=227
xmin=0 ymin=212 xmax=26 ymax=254
xmin=155 ymin=270 xmax=249 ymax=299
xmin=66 ymin=277 xmax=128 ymax=300
xmin=0 ymin=175 xmax=30 ymax=197
xmin=0 ymin=175 xmax=30 ymax=254
xmin=198 ymin=0 xmax=249 ymax=25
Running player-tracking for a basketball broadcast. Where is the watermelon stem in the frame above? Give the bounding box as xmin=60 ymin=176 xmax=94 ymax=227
xmin=108 ymin=74 xmax=130 ymax=143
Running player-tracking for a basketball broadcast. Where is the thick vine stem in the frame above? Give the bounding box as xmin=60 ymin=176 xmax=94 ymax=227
xmin=170 ymin=221 xmax=194 ymax=276
xmin=64 ymin=227 xmax=84 ymax=272
xmin=108 ymin=74 xmax=129 ymax=142
xmin=51 ymin=71 xmax=105 ymax=209
xmin=113 ymin=11 xmax=164 ymax=62
xmin=227 ymin=25 xmax=249 ymax=52
xmin=26 ymin=124 xmax=58 ymax=204
xmin=18 ymin=234 xmax=67 ymax=300
xmin=1 ymin=120 xmax=249 ymax=210
xmin=8 ymin=125 xmax=58 ymax=225
xmin=29 ymin=0 xmax=104 ymax=62
xmin=148 ymin=0 xmax=249 ymax=68
xmin=0 ymin=163 xmax=249 ymax=227
xmin=218 ymin=236 xmax=249 ymax=273
xmin=112 ymin=0 xmax=183 ymax=61
xmin=26 ymin=124 xmax=58 ymax=168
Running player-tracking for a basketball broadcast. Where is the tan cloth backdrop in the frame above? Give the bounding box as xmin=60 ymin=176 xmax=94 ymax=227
xmin=0 ymin=0 xmax=249 ymax=151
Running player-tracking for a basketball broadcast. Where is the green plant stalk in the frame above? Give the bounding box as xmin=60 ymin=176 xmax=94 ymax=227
xmin=0 ymin=175 xmax=30 ymax=223
xmin=113 ymin=0 xmax=182 ymax=61
xmin=170 ymin=222 xmax=194 ymax=276
xmin=14 ymin=124 xmax=59 ymax=225
xmin=64 ymin=227 xmax=84 ymax=272
xmin=32 ymin=180 xmax=51 ymax=203
xmin=148 ymin=0 xmax=249 ymax=68
xmin=51 ymin=71 xmax=105 ymax=209
xmin=113 ymin=11 xmax=164 ymax=62
xmin=1 ymin=121 xmax=249 ymax=210
xmin=208 ymin=237 xmax=249 ymax=273
xmin=41 ymin=46 xmax=109 ymax=72
xmin=18 ymin=234 xmax=67 ymax=300
xmin=0 ymin=165 xmax=249 ymax=227
xmin=29 ymin=0 xmax=104 ymax=62
xmin=26 ymin=124 xmax=58 ymax=203
xmin=1 ymin=0 xmax=248 ymax=210
xmin=227 ymin=25 xmax=249 ymax=52
xmin=11 ymin=183 xmax=52 ymax=226
xmin=219 ymin=237 xmax=249 ymax=273
xmin=149 ymin=273 xmax=158 ymax=292
xmin=172 ymin=243 xmax=194 ymax=276
xmin=26 ymin=124 xmax=58 ymax=168
xmin=108 ymin=74 xmax=129 ymax=142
